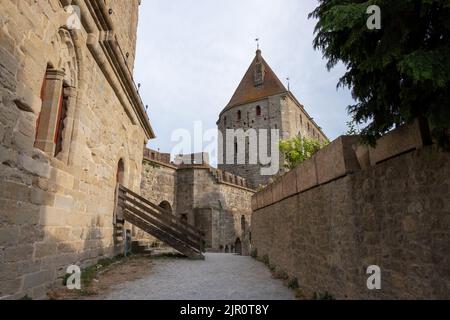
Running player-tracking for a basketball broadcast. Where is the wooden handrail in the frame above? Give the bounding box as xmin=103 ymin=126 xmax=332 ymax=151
xmin=117 ymin=185 xmax=205 ymax=257
xmin=122 ymin=202 xmax=201 ymax=251
xmin=118 ymin=190 xmax=202 ymax=243
xmin=119 ymin=185 xmax=204 ymax=237
xmin=121 ymin=195 xmax=202 ymax=245
xmin=123 ymin=211 xmax=201 ymax=257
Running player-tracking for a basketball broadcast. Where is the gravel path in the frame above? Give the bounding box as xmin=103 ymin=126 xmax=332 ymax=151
xmin=103 ymin=253 xmax=296 ymax=300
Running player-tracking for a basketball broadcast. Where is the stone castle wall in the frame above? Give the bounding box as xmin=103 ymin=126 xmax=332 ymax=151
xmin=190 ymin=167 xmax=253 ymax=253
xmin=218 ymin=93 xmax=327 ymax=189
xmin=251 ymin=124 xmax=449 ymax=299
xmin=280 ymin=93 xmax=327 ymax=142
xmin=0 ymin=0 xmax=148 ymax=299
xmin=140 ymin=153 xmax=255 ymax=253
xmin=106 ymin=0 xmax=140 ymax=72
xmin=140 ymin=158 xmax=177 ymax=212
xmin=218 ymin=95 xmax=279 ymax=189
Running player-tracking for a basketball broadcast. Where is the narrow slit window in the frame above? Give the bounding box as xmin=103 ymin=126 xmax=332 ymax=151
xmin=54 ymin=85 xmax=68 ymax=157
xmin=256 ymin=105 xmax=261 ymax=116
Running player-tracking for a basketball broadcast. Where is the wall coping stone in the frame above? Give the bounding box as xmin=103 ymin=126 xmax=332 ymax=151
xmin=252 ymin=121 xmax=431 ymax=210
xmin=368 ymin=118 xmax=431 ymax=166
xmin=143 ymin=157 xmax=178 ymax=170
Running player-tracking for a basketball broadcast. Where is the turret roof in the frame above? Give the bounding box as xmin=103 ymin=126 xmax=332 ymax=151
xmin=223 ymin=50 xmax=287 ymax=112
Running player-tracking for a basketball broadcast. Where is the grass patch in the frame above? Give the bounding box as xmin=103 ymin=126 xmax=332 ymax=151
xmin=287 ymin=277 xmax=299 ymax=290
xmin=61 ymin=254 xmax=128 ymax=289
xmin=262 ymin=254 xmax=270 ymax=266
xmin=274 ymin=269 xmax=289 ymax=280
xmin=295 ymin=289 xmax=308 ymax=299
xmin=80 ymin=264 xmax=98 ymax=287
xmin=50 ymin=253 xmax=157 ymax=300
xmin=252 ymin=252 xmax=307 ymax=300
xmin=313 ymin=291 xmax=335 ymax=300
xmin=79 ymin=289 xmax=97 ymax=297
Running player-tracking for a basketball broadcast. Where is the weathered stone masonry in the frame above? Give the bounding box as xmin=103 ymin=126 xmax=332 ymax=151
xmin=0 ymin=0 xmax=153 ymax=299
xmin=140 ymin=149 xmax=255 ymax=254
xmin=251 ymin=124 xmax=450 ymax=299
xmin=218 ymin=49 xmax=328 ymax=189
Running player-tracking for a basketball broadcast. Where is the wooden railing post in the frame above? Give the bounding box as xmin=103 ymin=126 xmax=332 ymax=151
xmin=115 ymin=185 xmax=125 ymax=222
xmin=118 ymin=185 xmax=205 ymax=259
xmin=113 ymin=184 xmax=119 ymax=225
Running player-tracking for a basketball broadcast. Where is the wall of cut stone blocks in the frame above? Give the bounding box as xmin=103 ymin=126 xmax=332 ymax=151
xmin=280 ymin=94 xmax=327 ymax=143
xmin=251 ymin=125 xmax=449 ymax=299
xmin=218 ymin=95 xmax=279 ymax=189
xmin=139 ymin=159 xmax=255 ymax=253
xmin=180 ymin=167 xmax=254 ymax=253
xmin=136 ymin=159 xmax=177 ymax=244
xmin=0 ymin=0 xmax=146 ymax=299
xmin=218 ymin=93 xmax=327 ymax=189
xmin=191 ymin=169 xmax=253 ymax=252
xmin=105 ymin=0 xmax=140 ymax=72
xmin=140 ymin=160 xmax=177 ymax=212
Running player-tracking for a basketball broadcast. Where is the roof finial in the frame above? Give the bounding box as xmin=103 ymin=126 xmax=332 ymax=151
xmin=255 ymin=38 xmax=260 ymax=51
xmin=286 ymin=77 xmax=290 ymax=91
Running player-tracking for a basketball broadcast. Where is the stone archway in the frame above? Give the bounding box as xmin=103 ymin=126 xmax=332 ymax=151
xmin=114 ymin=158 xmax=125 ymax=221
xmin=180 ymin=213 xmax=188 ymax=224
xmin=159 ymin=201 xmax=172 ymax=214
xmin=235 ymin=238 xmax=242 ymax=255
xmin=116 ymin=158 xmax=125 ymax=185
xmin=113 ymin=158 xmax=126 ymax=249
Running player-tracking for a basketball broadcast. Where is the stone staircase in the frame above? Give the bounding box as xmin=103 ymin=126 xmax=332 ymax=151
xmin=131 ymin=240 xmax=153 ymax=254
xmin=116 ymin=185 xmax=205 ymax=260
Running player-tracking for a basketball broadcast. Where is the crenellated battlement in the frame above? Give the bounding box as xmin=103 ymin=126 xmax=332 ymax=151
xmin=210 ymin=168 xmax=250 ymax=190
xmin=142 ymin=148 xmax=253 ymax=191
xmin=143 ymin=148 xmax=172 ymax=165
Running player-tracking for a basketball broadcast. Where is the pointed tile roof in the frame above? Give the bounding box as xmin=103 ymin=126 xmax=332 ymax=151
xmin=223 ymin=50 xmax=287 ymax=112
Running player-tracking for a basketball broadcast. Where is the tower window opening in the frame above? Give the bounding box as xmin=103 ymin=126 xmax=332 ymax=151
xmin=54 ymin=84 xmax=68 ymax=157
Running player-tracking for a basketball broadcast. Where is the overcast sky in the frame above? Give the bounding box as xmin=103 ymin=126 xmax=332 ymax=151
xmin=134 ymin=0 xmax=356 ymax=157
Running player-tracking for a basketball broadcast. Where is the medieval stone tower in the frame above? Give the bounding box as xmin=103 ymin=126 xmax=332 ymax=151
xmin=217 ymin=49 xmax=328 ymax=189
